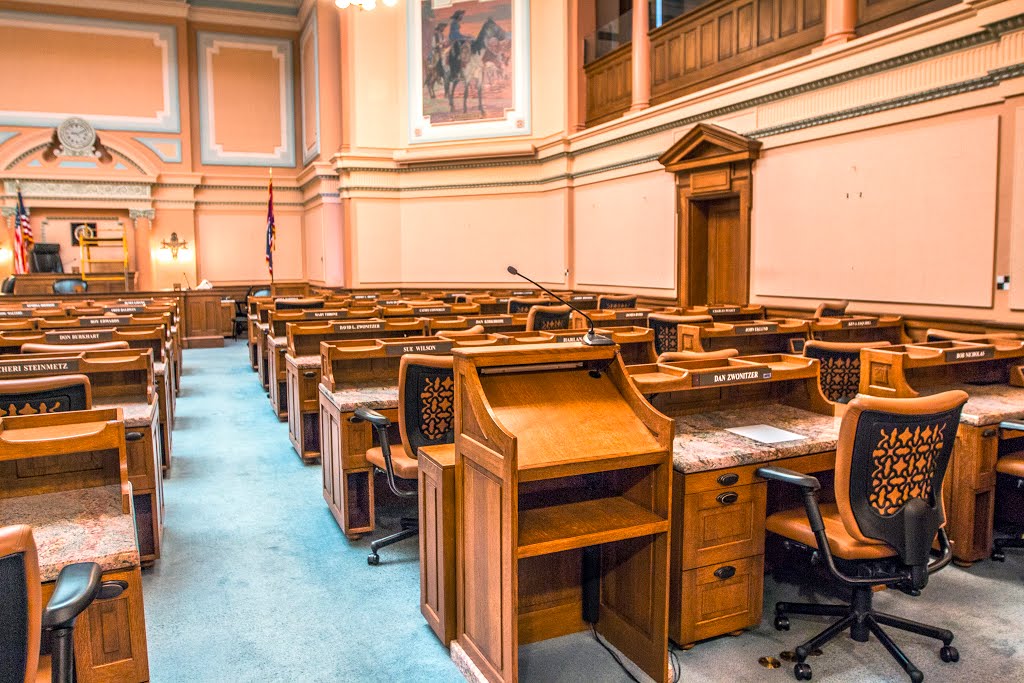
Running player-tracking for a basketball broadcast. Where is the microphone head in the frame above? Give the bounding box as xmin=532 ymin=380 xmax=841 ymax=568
xmin=506 ymin=265 xmax=518 ymax=276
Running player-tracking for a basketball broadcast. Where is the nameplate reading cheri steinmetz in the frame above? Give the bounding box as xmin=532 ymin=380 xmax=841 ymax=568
xmin=692 ymin=367 xmax=773 ymax=387
xmin=44 ymin=330 xmax=114 ymax=343
xmin=944 ymin=347 xmax=995 ymax=363
xmin=385 ymin=341 xmax=453 ymax=356
xmin=0 ymin=359 xmax=81 ymax=375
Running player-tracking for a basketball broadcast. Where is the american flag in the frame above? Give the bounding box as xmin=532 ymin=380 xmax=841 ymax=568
xmin=265 ymin=177 xmax=275 ymax=277
xmin=14 ymin=187 xmax=32 ymax=274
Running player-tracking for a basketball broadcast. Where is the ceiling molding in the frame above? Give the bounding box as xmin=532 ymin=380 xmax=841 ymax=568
xmin=1 ymin=0 xmax=189 ymax=18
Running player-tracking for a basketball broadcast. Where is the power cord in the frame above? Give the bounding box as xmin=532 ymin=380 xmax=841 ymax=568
xmin=590 ymin=624 xmax=683 ymax=683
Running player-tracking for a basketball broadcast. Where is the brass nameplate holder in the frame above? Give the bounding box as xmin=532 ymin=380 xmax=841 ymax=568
xmin=691 ymin=366 xmax=773 ymax=387
xmin=384 ymin=340 xmax=453 ymax=356
xmin=44 ymin=330 xmax=114 ymax=343
xmin=944 ymin=346 xmax=995 ymax=363
xmin=304 ymin=310 xmax=347 ymax=320
xmin=332 ymin=321 xmax=385 ymax=333
xmin=81 ymin=316 xmax=131 ymax=327
xmin=734 ymin=322 xmax=779 ymax=334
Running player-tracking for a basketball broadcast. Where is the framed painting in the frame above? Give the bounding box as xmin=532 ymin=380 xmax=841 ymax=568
xmin=407 ymin=0 xmax=530 ymax=144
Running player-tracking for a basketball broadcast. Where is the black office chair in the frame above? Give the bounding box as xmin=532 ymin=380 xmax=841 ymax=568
xmin=0 ymin=375 xmax=92 ymax=417
xmin=51 ymin=279 xmax=87 ymax=295
xmin=647 ymin=313 xmax=713 ymax=356
xmin=525 ymin=304 xmax=572 ymax=331
xmin=275 ymin=298 xmax=324 ymax=311
xmin=28 ymin=244 xmax=63 ymax=274
xmin=232 ymin=299 xmax=248 ymax=340
xmin=991 ymin=421 xmax=1024 ymax=561
xmin=597 ymin=294 xmax=637 ymax=310
xmin=1 ymin=276 xmax=15 ymax=294
xmin=758 ymin=390 xmax=967 ymax=682
xmin=0 ymin=524 xmax=127 ymax=683
xmin=804 ymin=340 xmax=891 ymax=404
xmin=353 ymin=355 xmax=455 ymax=566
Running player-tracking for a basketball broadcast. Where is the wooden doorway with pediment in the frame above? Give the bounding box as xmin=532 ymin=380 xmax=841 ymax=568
xmin=659 ymin=124 xmax=762 ymax=306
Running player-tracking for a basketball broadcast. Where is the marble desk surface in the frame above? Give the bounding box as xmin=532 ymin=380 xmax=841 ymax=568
xmin=940 ymin=383 xmax=1024 ymax=427
xmin=0 ymin=485 xmax=140 ymax=582
xmin=671 ymin=403 xmax=841 ymax=474
xmin=286 ymin=353 xmax=320 ymax=369
xmin=93 ymin=397 xmax=157 ymax=428
xmin=319 ymin=381 xmax=398 ymax=414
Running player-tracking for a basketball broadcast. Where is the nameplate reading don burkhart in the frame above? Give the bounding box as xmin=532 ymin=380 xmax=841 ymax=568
xmin=692 ymin=367 xmax=772 ymax=387
xmin=0 ymin=359 xmax=80 ymax=375
xmin=386 ymin=341 xmax=453 ymax=356
xmin=944 ymin=347 xmax=995 ymax=363
xmin=44 ymin=330 xmax=114 ymax=343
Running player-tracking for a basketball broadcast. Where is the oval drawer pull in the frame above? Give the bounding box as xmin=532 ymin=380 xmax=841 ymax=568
xmin=714 ymin=566 xmax=736 ymax=580
xmin=717 ymin=473 xmax=739 ymax=486
xmin=716 ymin=491 xmax=739 ymax=505
xmin=125 ymin=431 xmax=145 ymax=442
xmin=303 ymin=371 xmax=317 ymax=378
xmin=982 ymin=428 xmax=997 ymax=438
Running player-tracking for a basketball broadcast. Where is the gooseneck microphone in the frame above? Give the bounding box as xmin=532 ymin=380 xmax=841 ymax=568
xmin=506 ymin=266 xmax=614 ymax=346
xmin=182 ymin=272 xmax=192 ymax=291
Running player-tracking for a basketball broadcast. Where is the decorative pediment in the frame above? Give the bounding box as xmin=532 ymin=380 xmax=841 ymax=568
xmin=659 ymin=123 xmax=762 ymax=173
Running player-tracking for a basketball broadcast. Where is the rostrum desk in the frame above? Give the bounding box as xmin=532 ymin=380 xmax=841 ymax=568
xmin=860 ymin=337 xmax=1024 ymax=564
xmin=627 ymin=353 xmax=840 ymax=647
xmin=452 ymin=344 xmax=673 ymax=683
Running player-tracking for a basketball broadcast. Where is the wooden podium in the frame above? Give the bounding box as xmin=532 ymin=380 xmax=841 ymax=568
xmin=452 ymin=343 xmax=673 ymax=682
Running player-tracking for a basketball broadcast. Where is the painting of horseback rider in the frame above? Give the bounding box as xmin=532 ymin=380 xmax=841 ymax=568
xmin=419 ymin=0 xmax=515 ymax=124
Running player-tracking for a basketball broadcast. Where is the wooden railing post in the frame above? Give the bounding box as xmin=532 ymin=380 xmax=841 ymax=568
xmin=822 ymin=0 xmax=858 ymax=47
xmin=630 ymin=0 xmax=651 ymax=111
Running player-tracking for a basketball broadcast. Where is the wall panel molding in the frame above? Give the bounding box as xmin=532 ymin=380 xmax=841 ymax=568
xmin=300 ymin=10 xmax=321 ymax=165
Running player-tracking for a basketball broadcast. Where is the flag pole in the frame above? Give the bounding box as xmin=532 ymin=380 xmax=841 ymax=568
xmin=268 ymin=168 xmax=275 ymax=288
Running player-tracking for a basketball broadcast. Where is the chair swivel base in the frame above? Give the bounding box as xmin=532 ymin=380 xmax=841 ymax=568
xmin=774 ymin=586 xmax=958 ymax=682
xmin=367 ymin=517 xmax=418 ymax=565
xmin=991 ymin=533 xmax=1024 ymax=561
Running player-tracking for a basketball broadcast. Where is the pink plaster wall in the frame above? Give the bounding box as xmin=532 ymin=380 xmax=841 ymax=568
xmin=195 ymin=210 xmax=302 ymax=283
xmin=208 ymin=45 xmax=286 ymax=154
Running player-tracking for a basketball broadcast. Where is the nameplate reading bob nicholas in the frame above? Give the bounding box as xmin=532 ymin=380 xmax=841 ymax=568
xmin=0 ymin=310 xmax=31 ymax=318
xmin=944 ymin=347 xmax=995 ymax=363
xmin=614 ymin=310 xmax=646 ymax=321
xmin=0 ymin=359 xmax=80 ymax=375
xmin=385 ymin=341 xmax=453 ymax=356
xmin=841 ymin=318 xmax=878 ymax=329
xmin=22 ymin=302 xmax=59 ymax=309
xmin=304 ymin=310 xmax=347 ymax=320
xmin=708 ymin=306 xmax=741 ymax=315
xmin=466 ymin=315 xmax=512 ymax=326
xmin=332 ymin=321 xmax=385 ymax=333
xmin=733 ymin=323 xmax=779 ymax=334
xmin=81 ymin=316 xmax=131 ymax=327
xmin=692 ymin=367 xmax=773 ymax=387
xmin=44 ymin=330 xmax=114 ymax=343
xmin=106 ymin=306 xmax=145 ymax=314
xmin=413 ymin=305 xmax=451 ymax=315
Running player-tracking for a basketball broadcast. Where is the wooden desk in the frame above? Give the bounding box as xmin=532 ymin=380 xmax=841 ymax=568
xmin=807 ymin=314 xmax=906 ymax=346
xmin=860 ymin=337 xmax=1024 ymax=564
xmin=667 ymin=303 xmax=766 ymax=321
xmin=418 ymin=443 xmax=457 ymax=646
xmin=453 ymin=344 xmax=673 ymax=682
xmin=572 ymin=307 xmax=651 ymax=329
xmin=629 ymin=353 xmax=839 ymax=647
xmin=674 ymin=318 xmax=810 ymax=354
xmin=10 ymin=272 xmax=137 ymax=295
xmin=182 ymin=290 xmax=229 ymax=348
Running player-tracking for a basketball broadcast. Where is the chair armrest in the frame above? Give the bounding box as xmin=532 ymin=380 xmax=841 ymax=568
xmin=353 ymin=407 xmax=391 ymax=428
xmin=42 ymin=563 xmax=102 ymax=629
xmin=756 ymin=466 xmax=821 ymax=491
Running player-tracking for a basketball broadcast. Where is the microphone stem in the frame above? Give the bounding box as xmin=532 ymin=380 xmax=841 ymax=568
xmin=510 ymin=271 xmax=597 ymax=337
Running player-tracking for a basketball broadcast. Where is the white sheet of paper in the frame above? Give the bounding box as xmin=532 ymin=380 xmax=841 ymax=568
xmin=725 ymin=424 xmax=808 ymax=444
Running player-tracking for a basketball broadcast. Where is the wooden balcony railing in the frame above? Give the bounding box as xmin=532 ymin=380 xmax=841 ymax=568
xmin=584 ymin=43 xmax=632 ymax=128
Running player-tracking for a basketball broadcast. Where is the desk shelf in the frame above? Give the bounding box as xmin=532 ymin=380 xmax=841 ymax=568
xmin=517 ymin=495 xmax=668 ymax=558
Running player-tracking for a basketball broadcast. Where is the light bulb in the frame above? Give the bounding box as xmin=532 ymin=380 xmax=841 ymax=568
xmin=335 ymin=0 xmax=350 ymax=7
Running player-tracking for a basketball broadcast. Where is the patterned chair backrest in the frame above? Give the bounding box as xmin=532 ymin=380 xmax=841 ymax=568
xmin=647 ymin=313 xmax=713 ymax=356
xmin=52 ymin=279 xmax=87 ymax=295
xmin=526 ymin=305 xmax=572 ymax=331
xmin=597 ymin=294 xmax=637 ymax=310
xmin=804 ymin=340 xmax=891 ymax=404
xmin=274 ymin=298 xmax=323 ymax=311
xmin=0 ymin=375 xmax=92 ymax=418
xmin=835 ymin=391 xmax=966 ymax=572
xmin=507 ymin=297 xmax=548 ymax=314
xmin=812 ymin=300 xmax=849 ymax=318
xmin=0 ymin=525 xmax=41 ymax=683
xmin=398 ymin=354 xmax=455 ymax=460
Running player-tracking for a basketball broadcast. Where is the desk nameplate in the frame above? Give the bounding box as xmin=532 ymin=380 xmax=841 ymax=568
xmin=44 ymin=330 xmax=114 ymax=343
xmin=466 ymin=316 xmax=513 ymax=326
xmin=106 ymin=306 xmax=145 ymax=314
xmin=571 ymin=295 xmax=596 ymax=302
xmin=378 ymin=299 xmax=402 ymax=306
xmin=0 ymin=359 xmax=80 ymax=375
xmin=385 ymin=341 xmax=453 ymax=356
xmin=555 ymin=334 xmax=588 ymax=343
xmin=614 ymin=311 xmax=646 ymax=321
xmin=81 ymin=317 xmax=131 ymax=326
xmin=352 ymin=294 xmax=377 ymax=301
xmin=944 ymin=347 xmax=995 ymax=363
xmin=0 ymin=310 xmax=32 ymax=318
xmin=692 ymin=367 xmax=773 ymax=388
xmin=332 ymin=321 xmax=386 ymax=333
xmin=22 ymin=302 xmax=59 ymax=309
xmin=733 ymin=323 xmax=779 ymax=334
xmin=118 ymin=299 xmax=152 ymax=305
xmin=414 ymin=305 xmax=451 ymax=315
xmin=511 ymin=290 xmax=534 ymax=296
xmin=841 ymin=318 xmax=879 ymax=329
xmin=303 ymin=310 xmax=347 ymax=320
xmin=708 ymin=306 xmax=741 ymax=315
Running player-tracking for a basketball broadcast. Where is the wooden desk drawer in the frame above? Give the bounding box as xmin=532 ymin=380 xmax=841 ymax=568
xmin=955 ymin=424 xmax=999 ymax=489
xmin=681 ymin=482 xmax=766 ymax=569
xmin=674 ymin=555 xmax=763 ymax=647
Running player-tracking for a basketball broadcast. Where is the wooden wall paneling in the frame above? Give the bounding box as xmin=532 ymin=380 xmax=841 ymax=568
xmin=584 ymin=43 xmax=633 ymax=127
xmin=856 ymin=0 xmax=959 ymax=37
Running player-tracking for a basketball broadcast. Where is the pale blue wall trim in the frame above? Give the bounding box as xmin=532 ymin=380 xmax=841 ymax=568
xmin=196 ymin=31 xmax=296 ymax=168
xmin=58 ymin=160 xmax=98 ymax=168
xmin=0 ymin=11 xmax=180 ymax=133
xmin=134 ymin=136 xmax=183 ymax=163
xmin=187 ymin=0 xmax=299 ymax=16
xmin=301 ymin=10 xmax=321 ymax=166
xmin=0 ymin=131 xmax=18 ymax=146
xmin=27 ymin=159 xmax=40 ymax=167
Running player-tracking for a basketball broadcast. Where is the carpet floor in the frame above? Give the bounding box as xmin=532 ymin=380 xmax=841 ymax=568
xmin=143 ymin=341 xmax=1024 ymax=682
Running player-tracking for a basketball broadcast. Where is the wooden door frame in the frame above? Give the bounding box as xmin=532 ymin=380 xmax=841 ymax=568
xmin=659 ymin=124 xmax=762 ymax=306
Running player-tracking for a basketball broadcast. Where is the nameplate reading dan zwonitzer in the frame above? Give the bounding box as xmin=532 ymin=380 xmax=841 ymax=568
xmin=0 ymin=359 xmax=80 ymax=375
xmin=692 ymin=367 xmax=773 ymax=388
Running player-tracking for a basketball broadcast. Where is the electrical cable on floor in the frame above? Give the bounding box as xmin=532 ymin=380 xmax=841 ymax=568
xmin=669 ymin=644 xmax=682 ymax=683
xmin=591 ymin=623 xmax=641 ymax=683
xmin=590 ymin=623 xmax=683 ymax=683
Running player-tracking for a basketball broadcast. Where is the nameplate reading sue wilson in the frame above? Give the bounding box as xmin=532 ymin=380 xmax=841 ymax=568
xmin=733 ymin=323 xmax=778 ymax=334
xmin=0 ymin=310 xmax=31 ymax=318
xmin=385 ymin=341 xmax=453 ymax=356
xmin=692 ymin=367 xmax=773 ymax=387
xmin=944 ymin=347 xmax=995 ymax=363
xmin=332 ymin=321 xmax=385 ymax=333
xmin=841 ymin=318 xmax=878 ymax=329
xmin=0 ymin=359 xmax=80 ymax=375
xmin=44 ymin=330 xmax=114 ymax=343
xmin=708 ymin=306 xmax=741 ymax=315
xmin=304 ymin=310 xmax=347 ymax=320
xmin=413 ymin=305 xmax=451 ymax=315
xmin=22 ymin=302 xmax=59 ymax=309
xmin=81 ymin=316 xmax=131 ymax=327
xmin=106 ymin=306 xmax=145 ymax=314
xmin=614 ymin=310 xmax=646 ymax=321
xmin=466 ymin=316 xmax=512 ymax=326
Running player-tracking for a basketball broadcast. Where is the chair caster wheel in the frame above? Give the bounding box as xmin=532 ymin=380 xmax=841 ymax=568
xmin=367 ymin=554 xmax=380 ymax=566
xmin=793 ymin=662 xmax=812 ymax=680
xmin=940 ymin=645 xmax=959 ymax=663
xmin=991 ymin=550 xmax=1005 ymax=562
xmin=774 ymin=616 xmax=791 ymax=631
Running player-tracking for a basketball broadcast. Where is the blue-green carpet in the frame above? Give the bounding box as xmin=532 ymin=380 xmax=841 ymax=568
xmin=143 ymin=342 xmax=1024 ymax=682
